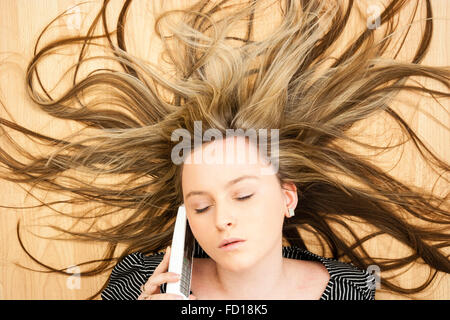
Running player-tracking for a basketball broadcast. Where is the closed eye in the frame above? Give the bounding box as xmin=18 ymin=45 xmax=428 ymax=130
xmin=194 ymin=194 xmax=253 ymax=213
xmin=237 ymin=194 xmax=253 ymax=201
xmin=195 ymin=206 xmax=210 ymax=214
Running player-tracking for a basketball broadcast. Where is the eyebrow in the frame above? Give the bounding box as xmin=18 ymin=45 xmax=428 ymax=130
xmin=185 ymin=175 xmax=259 ymax=200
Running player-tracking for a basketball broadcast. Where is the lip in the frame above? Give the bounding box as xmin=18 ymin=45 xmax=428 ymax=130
xmin=220 ymin=241 xmax=245 ymax=251
xmin=219 ymin=238 xmax=246 ymax=248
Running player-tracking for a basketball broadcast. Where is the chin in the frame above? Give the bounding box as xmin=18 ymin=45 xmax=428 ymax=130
xmin=219 ymin=257 xmax=253 ymax=272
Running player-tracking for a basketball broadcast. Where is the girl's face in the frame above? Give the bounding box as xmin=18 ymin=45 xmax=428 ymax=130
xmin=181 ymin=136 xmax=297 ymax=271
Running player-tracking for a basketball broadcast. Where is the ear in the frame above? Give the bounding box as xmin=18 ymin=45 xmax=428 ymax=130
xmin=281 ymin=182 xmax=298 ymax=217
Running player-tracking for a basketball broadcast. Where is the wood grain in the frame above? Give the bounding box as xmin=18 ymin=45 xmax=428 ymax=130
xmin=0 ymin=0 xmax=448 ymax=300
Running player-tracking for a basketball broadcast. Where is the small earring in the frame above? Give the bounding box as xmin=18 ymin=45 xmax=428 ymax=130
xmin=288 ymin=208 xmax=295 ymax=217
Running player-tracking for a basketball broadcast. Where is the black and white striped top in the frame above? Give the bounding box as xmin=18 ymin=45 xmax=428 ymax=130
xmin=101 ymin=245 xmax=376 ymax=300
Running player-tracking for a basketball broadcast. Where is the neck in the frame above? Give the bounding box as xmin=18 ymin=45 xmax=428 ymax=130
xmin=211 ymin=241 xmax=289 ymax=299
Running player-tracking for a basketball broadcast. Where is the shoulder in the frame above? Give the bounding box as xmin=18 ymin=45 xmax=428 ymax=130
xmin=314 ymin=254 xmax=377 ymax=300
xmin=285 ymin=257 xmax=330 ymax=299
xmin=285 ymin=247 xmax=377 ymax=300
xmin=101 ymin=251 xmax=164 ymax=300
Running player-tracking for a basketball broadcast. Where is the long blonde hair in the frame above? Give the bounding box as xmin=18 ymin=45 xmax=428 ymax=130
xmin=0 ymin=0 xmax=448 ymax=299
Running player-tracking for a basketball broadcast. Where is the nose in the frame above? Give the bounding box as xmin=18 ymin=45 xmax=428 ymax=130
xmin=215 ymin=204 xmax=236 ymax=230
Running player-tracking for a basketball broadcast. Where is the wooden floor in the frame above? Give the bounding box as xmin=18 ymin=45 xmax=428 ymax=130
xmin=0 ymin=0 xmax=448 ymax=300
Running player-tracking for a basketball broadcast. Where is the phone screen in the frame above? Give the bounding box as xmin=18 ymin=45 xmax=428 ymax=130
xmin=179 ymin=221 xmax=195 ymax=297
xmin=166 ymin=205 xmax=195 ymax=299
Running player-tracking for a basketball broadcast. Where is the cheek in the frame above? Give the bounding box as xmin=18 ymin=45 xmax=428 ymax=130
xmin=242 ymin=207 xmax=281 ymax=236
xmin=252 ymin=196 xmax=284 ymax=223
xmin=252 ymin=211 xmax=284 ymax=234
xmin=188 ymin=217 xmax=209 ymax=240
xmin=250 ymin=202 xmax=285 ymax=235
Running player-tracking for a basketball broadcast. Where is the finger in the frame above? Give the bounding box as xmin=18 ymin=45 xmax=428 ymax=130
xmin=143 ymin=271 xmax=181 ymax=293
xmin=153 ymin=246 xmax=171 ymax=276
xmin=149 ymin=293 xmax=185 ymax=300
xmin=142 ymin=246 xmax=171 ymax=292
xmin=140 ymin=283 xmax=158 ymax=296
xmin=189 ymin=294 xmax=198 ymax=300
xmin=137 ymin=291 xmax=151 ymax=300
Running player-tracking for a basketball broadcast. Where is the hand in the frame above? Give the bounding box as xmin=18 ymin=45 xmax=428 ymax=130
xmin=138 ymin=246 xmax=197 ymax=300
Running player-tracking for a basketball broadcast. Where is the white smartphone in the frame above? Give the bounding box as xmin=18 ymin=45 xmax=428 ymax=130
xmin=166 ymin=204 xmax=195 ymax=300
